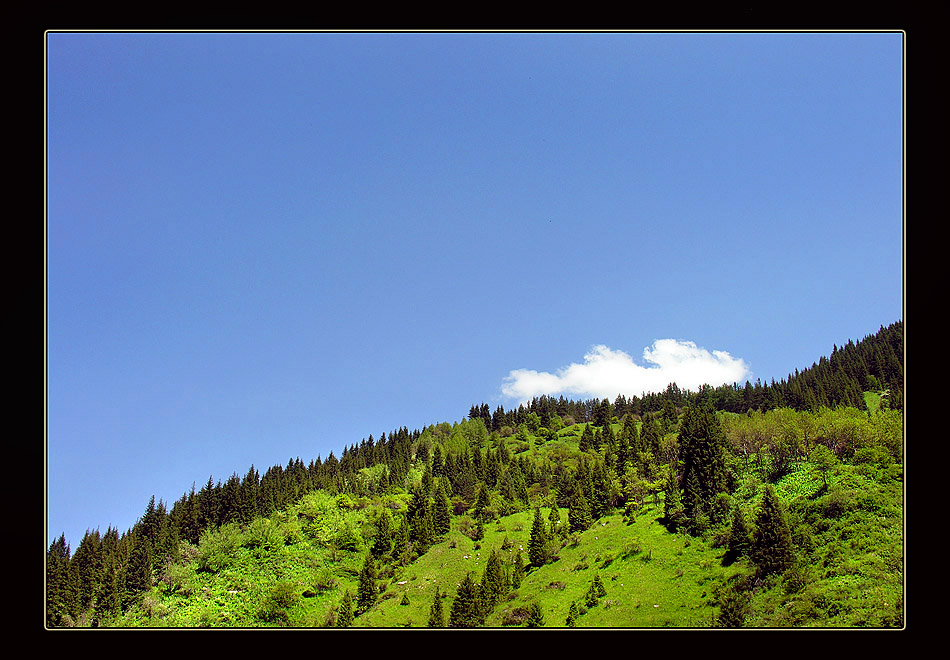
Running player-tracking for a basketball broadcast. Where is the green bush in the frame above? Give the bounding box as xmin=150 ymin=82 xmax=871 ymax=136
xmin=196 ymin=523 xmax=243 ymax=573
xmin=259 ymin=580 xmax=300 ymax=623
xmin=243 ymin=518 xmax=283 ymax=552
xmin=158 ymin=560 xmax=195 ymax=596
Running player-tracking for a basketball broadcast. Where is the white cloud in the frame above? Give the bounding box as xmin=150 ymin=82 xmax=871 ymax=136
xmin=501 ymin=340 xmax=750 ymax=403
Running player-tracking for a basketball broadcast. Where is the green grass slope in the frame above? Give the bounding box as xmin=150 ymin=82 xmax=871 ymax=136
xmin=101 ymin=413 xmax=902 ymax=629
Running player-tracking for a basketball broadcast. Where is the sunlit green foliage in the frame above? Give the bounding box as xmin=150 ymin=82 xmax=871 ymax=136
xmin=48 ymin=323 xmax=902 ymax=629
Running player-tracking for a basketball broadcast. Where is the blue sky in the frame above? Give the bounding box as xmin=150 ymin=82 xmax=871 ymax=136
xmin=46 ymin=31 xmax=903 ymax=549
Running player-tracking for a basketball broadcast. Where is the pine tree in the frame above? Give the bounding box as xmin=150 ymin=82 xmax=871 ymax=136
xmin=371 ymin=509 xmax=394 ymax=558
xmin=678 ymin=404 xmax=729 ymax=528
xmin=568 ymin=490 xmax=593 ymax=533
xmin=751 ymin=485 xmax=795 ymax=577
xmin=393 ymin=514 xmax=411 ymax=565
xmin=726 ymin=507 xmax=752 ymax=561
xmin=46 ymin=534 xmax=72 ymax=627
xmin=547 ymin=505 xmax=564 ymax=539
xmin=715 ymin=576 xmax=751 ymax=627
xmin=528 ymin=507 xmax=548 ymax=567
xmin=481 ymin=549 xmax=505 ymax=614
xmin=525 ymin=601 xmax=544 ymax=627
xmin=584 ymin=581 xmax=599 ymax=608
xmin=357 ymin=556 xmax=377 ymax=614
xmin=593 ymin=573 xmax=606 ymax=597
xmin=428 ymin=587 xmax=446 ymax=627
xmin=336 ymin=590 xmax=354 ymax=628
xmin=566 ymin=600 xmax=579 ymax=627
xmin=123 ymin=533 xmax=152 ymax=606
xmin=510 ymin=550 xmax=525 ymax=589
xmin=474 ymin=483 xmax=491 ymax=521
xmin=432 ymin=482 xmax=452 ymax=536
xmin=96 ymin=527 xmax=122 ymax=621
xmin=449 ymin=572 xmax=483 ymax=628
xmin=71 ymin=529 xmax=103 ymax=618
xmin=579 ymin=423 xmax=594 ymax=453
xmin=662 ymin=465 xmax=685 ymax=531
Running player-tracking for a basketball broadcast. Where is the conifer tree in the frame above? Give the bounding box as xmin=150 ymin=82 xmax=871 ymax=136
xmin=568 ymin=490 xmax=593 ymax=533
xmin=470 ymin=519 xmax=485 ymax=542
xmin=124 ymin=533 xmax=152 ymax=605
xmin=593 ymin=573 xmax=606 ymax=598
xmin=371 ymin=509 xmax=394 ymax=558
xmin=481 ymin=549 xmax=505 ymax=613
xmin=474 ymin=483 xmax=491 ymax=521
xmin=678 ymin=404 xmax=729 ymax=527
xmin=726 ymin=507 xmax=752 ymax=561
xmin=590 ymin=461 xmax=610 ymax=519
xmin=46 ymin=534 xmax=73 ymax=627
xmin=71 ymin=529 xmax=103 ymax=617
xmin=96 ymin=525 xmax=123 ymax=621
xmin=510 ymin=550 xmax=525 ymax=589
xmin=715 ymin=576 xmax=751 ymax=627
xmin=662 ymin=466 xmax=685 ymax=531
xmin=751 ymin=485 xmax=795 ymax=577
xmin=357 ymin=556 xmax=377 ymax=614
xmin=428 ymin=587 xmax=446 ymax=627
xmin=528 ymin=507 xmax=548 ymax=567
xmin=584 ymin=581 xmax=599 ymax=608
xmin=566 ymin=600 xmax=579 ymax=627
xmin=525 ymin=601 xmax=544 ymax=627
xmin=393 ymin=514 xmax=411 ymax=566
xmin=449 ymin=572 xmax=483 ymax=628
xmin=432 ymin=482 xmax=452 ymax=536
xmin=547 ymin=505 xmax=564 ymax=539
xmin=579 ymin=424 xmax=594 ymax=453
xmin=336 ymin=590 xmax=354 ymax=628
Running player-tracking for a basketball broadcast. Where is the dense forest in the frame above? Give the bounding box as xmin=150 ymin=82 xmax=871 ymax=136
xmin=46 ymin=321 xmax=903 ymax=628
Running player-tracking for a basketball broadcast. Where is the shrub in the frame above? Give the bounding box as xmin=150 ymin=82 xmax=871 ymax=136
xmin=501 ymin=604 xmax=543 ymax=627
xmin=260 ymin=581 xmax=300 ymax=624
xmin=312 ymin=568 xmax=338 ymax=593
xmin=196 ymin=523 xmax=243 ymax=573
xmin=243 ymin=517 xmax=283 ymax=552
xmin=821 ymin=487 xmax=853 ymax=518
xmin=158 ymin=560 xmax=195 ymax=596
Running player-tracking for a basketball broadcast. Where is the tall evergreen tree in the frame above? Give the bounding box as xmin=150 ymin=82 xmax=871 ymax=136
xmin=428 ymin=587 xmax=446 ymax=627
xmin=71 ymin=529 xmax=103 ymax=618
xmin=357 ymin=556 xmax=378 ymax=614
xmin=371 ymin=509 xmax=394 ymax=558
xmin=449 ymin=572 xmax=483 ymax=628
xmin=751 ymin=485 xmax=795 ymax=577
xmin=510 ymin=550 xmax=525 ymax=589
xmin=715 ymin=576 xmax=752 ymax=628
xmin=123 ymin=533 xmax=152 ymax=607
xmin=528 ymin=507 xmax=548 ymax=567
xmin=525 ymin=601 xmax=545 ymax=627
xmin=678 ymin=404 xmax=729 ymax=527
xmin=578 ymin=423 xmax=594 ymax=453
xmin=474 ymin=483 xmax=491 ymax=521
xmin=662 ymin=465 xmax=685 ymax=531
xmin=96 ymin=527 xmax=122 ymax=621
xmin=568 ymin=490 xmax=593 ymax=533
xmin=46 ymin=534 xmax=73 ymax=627
xmin=480 ymin=549 xmax=505 ymax=614
xmin=393 ymin=514 xmax=411 ymax=566
xmin=726 ymin=507 xmax=752 ymax=562
xmin=566 ymin=600 xmax=579 ymax=627
xmin=547 ymin=505 xmax=564 ymax=539
xmin=336 ymin=590 xmax=354 ymax=628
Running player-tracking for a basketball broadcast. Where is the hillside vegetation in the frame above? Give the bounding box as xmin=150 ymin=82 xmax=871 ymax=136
xmin=46 ymin=322 xmax=903 ymax=628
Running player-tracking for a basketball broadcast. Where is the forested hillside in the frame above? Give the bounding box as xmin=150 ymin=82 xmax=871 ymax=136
xmin=46 ymin=321 xmax=904 ymax=628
